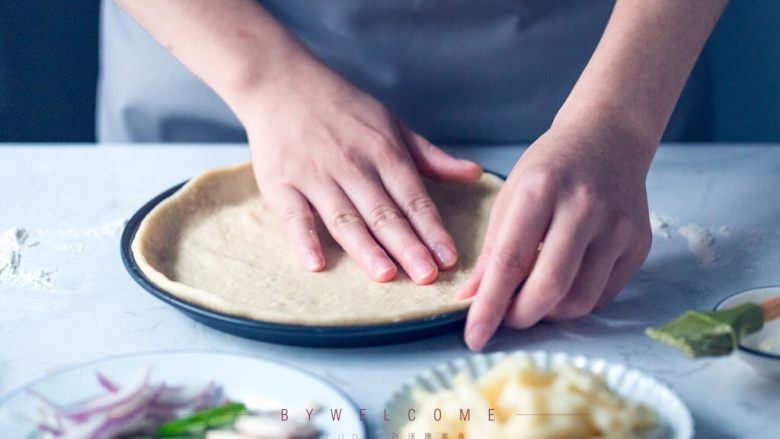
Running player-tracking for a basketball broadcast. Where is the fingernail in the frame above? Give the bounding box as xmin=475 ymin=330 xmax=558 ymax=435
xmin=466 ymin=323 xmax=490 ymax=351
xmin=411 ymin=256 xmax=437 ymax=282
xmin=304 ymin=250 xmax=323 ymax=271
xmin=454 ymin=284 xmax=476 ymax=301
xmin=371 ymin=255 xmax=395 ymax=277
xmin=432 ymin=243 xmax=456 ymax=268
xmin=459 ymin=159 xmax=481 ymax=170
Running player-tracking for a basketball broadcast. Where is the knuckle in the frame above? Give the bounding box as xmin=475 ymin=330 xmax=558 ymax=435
xmin=612 ymin=215 xmax=634 ymax=234
xmin=403 ymin=193 xmax=437 ymax=215
xmin=572 ymin=184 xmax=601 ymax=208
xmin=279 ymin=159 xmax=308 ymax=180
xmin=376 ymin=142 xmax=405 ymax=165
xmin=368 ymin=205 xmax=405 ymax=231
xmin=365 ymin=131 xmax=401 ymax=157
xmin=263 ymin=155 xmax=315 ymax=184
xmin=612 ymin=216 xmax=640 ymax=246
xmin=281 ymin=207 xmax=312 ymax=226
xmin=610 ymin=215 xmax=650 ymax=250
xmin=337 ymin=149 xmax=372 ymax=173
xmin=330 ymin=208 xmax=364 ymax=230
xmin=491 ymin=246 xmax=529 ymax=272
xmin=519 ymin=170 xmax=558 ymax=202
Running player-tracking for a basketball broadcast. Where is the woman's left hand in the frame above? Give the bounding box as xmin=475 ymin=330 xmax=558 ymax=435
xmin=456 ymin=119 xmax=655 ymax=351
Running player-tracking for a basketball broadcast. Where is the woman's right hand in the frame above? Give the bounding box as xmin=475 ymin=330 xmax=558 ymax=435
xmin=234 ymin=52 xmax=483 ymax=284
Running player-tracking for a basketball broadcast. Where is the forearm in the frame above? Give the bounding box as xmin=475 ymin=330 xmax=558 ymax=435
xmin=114 ymin=0 xmax=311 ymax=117
xmin=555 ymin=0 xmax=727 ymax=164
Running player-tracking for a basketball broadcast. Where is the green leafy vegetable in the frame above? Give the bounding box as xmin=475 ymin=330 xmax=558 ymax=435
xmin=156 ymin=402 xmax=248 ymax=436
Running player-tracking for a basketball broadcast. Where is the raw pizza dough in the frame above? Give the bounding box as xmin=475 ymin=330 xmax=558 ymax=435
xmin=132 ymin=162 xmax=502 ymax=325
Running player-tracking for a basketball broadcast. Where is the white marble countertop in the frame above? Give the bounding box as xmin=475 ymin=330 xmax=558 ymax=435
xmin=1 ymin=144 xmax=779 ymax=438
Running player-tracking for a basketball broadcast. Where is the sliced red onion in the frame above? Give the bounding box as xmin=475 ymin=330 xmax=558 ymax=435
xmin=95 ymin=373 xmax=119 ymax=393
xmin=62 ymin=368 xmax=152 ymax=422
xmin=31 ymin=369 xmax=228 ymax=439
xmin=36 ymin=422 xmax=63 ymax=436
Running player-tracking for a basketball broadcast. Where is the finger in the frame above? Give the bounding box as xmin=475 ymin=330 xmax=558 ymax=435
xmin=544 ymin=241 xmax=621 ymax=321
xmin=457 ymin=241 xmax=545 ymax=302
xmin=454 ymin=252 xmax=489 ymax=300
xmin=379 ymin=163 xmax=458 ymax=270
xmin=503 ymin=208 xmax=593 ymax=329
xmin=338 ymin=171 xmax=439 ymax=285
xmin=463 ymin=196 xmax=552 ymax=351
xmin=454 ymin=188 xmax=513 ymax=300
xmin=596 ymin=254 xmax=641 ymax=308
xmin=596 ymin=231 xmax=650 ymax=308
xmin=261 ymin=184 xmax=325 ymax=271
xmin=595 ymin=257 xmax=629 ymax=308
xmin=303 ymin=180 xmax=398 ymax=282
xmin=400 ymin=123 xmax=482 ymax=183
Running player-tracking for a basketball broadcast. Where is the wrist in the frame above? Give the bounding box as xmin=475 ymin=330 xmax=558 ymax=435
xmin=551 ymin=97 xmax=660 ymax=170
xmin=218 ymin=38 xmax=315 ymax=122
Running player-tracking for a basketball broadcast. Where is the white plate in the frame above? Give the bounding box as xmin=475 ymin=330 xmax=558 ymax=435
xmin=715 ymin=286 xmax=780 ymax=379
xmin=0 ymin=350 xmax=366 ymax=438
xmin=384 ymin=350 xmax=693 ymax=439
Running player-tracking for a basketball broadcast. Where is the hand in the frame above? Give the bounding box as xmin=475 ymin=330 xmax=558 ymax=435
xmin=456 ymin=120 xmax=653 ymax=350
xmin=238 ymin=54 xmax=482 ymax=284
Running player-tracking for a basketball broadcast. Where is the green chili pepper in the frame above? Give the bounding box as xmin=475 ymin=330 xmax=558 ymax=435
xmin=156 ymin=402 xmax=247 ymax=436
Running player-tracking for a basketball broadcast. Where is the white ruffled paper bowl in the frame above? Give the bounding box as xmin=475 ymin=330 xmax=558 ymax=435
xmin=384 ymin=350 xmax=692 ymax=439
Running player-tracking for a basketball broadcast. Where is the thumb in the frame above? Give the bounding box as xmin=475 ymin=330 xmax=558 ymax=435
xmin=401 ymin=125 xmax=482 ymax=183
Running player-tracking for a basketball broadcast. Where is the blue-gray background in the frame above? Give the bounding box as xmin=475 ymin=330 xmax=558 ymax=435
xmin=0 ymin=1 xmax=778 ymax=142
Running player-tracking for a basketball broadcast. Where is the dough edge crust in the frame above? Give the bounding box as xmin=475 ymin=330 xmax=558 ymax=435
xmin=131 ymin=162 xmax=502 ymax=326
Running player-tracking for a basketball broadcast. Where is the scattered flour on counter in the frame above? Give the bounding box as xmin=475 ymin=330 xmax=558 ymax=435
xmin=678 ymin=224 xmax=716 ymax=267
xmin=0 ymin=227 xmax=53 ymax=289
xmin=36 ymin=219 xmax=126 ymax=240
xmin=716 ymin=225 xmax=732 ymax=237
xmin=759 ymin=337 xmax=779 ymax=354
xmin=737 ymin=228 xmax=772 ymax=255
xmin=0 ymin=219 xmax=126 ymax=290
xmin=649 ymin=211 xmax=733 ymax=267
xmin=649 ymin=211 xmax=671 ymax=238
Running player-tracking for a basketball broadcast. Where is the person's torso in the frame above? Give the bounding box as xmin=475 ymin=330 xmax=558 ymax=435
xmin=97 ymin=0 xmax=708 ymax=144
